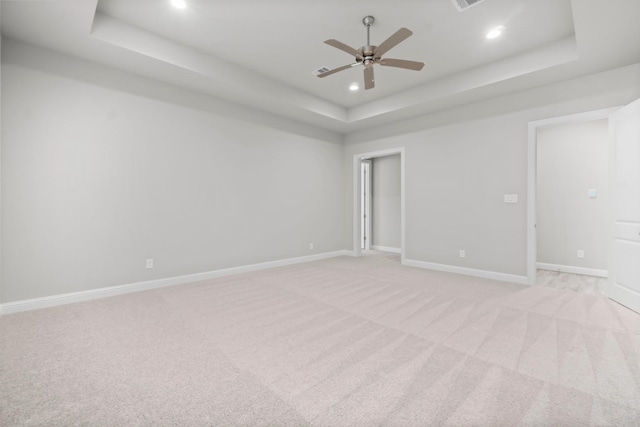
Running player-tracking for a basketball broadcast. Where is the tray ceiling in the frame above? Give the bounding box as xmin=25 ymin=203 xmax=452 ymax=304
xmin=2 ymin=0 xmax=639 ymax=134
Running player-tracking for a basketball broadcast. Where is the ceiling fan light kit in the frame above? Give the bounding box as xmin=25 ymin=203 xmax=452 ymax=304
xmin=318 ymin=15 xmax=425 ymax=90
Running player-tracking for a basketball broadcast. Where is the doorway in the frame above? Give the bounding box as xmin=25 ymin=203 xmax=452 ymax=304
xmin=360 ymin=160 xmax=371 ymax=250
xmin=536 ymin=118 xmax=609 ymax=294
xmin=369 ymin=155 xmax=402 ymax=253
xmin=353 ymin=147 xmax=405 ymax=261
xmin=527 ymin=108 xmax=618 ymax=289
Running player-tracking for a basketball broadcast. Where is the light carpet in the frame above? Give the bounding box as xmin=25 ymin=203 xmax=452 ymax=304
xmin=1 ymin=251 xmax=639 ymax=426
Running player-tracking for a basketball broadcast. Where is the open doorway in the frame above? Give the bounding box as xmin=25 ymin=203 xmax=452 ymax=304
xmin=360 ymin=160 xmax=371 ymax=250
xmin=527 ymin=108 xmax=618 ymax=293
xmin=529 ymin=100 xmax=640 ymax=312
xmin=353 ymin=148 xmax=405 ymax=261
xmin=536 ymin=119 xmax=609 ymax=294
xmin=369 ymin=155 xmax=402 ymax=253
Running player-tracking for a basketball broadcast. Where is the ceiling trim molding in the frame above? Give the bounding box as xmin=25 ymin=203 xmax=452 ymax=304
xmin=89 ymin=10 xmax=579 ymax=129
xmin=91 ymin=12 xmax=348 ymax=123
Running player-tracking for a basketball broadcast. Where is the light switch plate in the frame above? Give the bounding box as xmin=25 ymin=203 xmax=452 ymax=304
xmin=504 ymin=194 xmax=518 ymax=203
xmin=588 ymin=189 xmax=597 ymax=198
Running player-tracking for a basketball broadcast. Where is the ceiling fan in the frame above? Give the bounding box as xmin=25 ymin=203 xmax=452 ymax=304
xmin=318 ymin=16 xmax=425 ymax=90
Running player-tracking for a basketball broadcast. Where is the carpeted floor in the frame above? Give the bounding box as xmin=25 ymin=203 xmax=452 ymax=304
xmin=1 ymin=251 xmax=639 ymax=426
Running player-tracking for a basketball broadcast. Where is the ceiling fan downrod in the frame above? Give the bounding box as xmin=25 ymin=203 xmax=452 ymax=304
xmin=361 ymin=16 xmax=376 ymax=67
xmin=363 ymin=15 xmax=374 ymax=46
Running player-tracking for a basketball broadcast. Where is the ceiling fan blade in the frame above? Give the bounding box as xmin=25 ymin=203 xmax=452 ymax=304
xmin=317 ymin=63 xmax=360 ymax=78
xmin=379 ymin=58 xmax=425 ymax=71
xmin=374 ymin=28 xmax=412 ymax=57
xmin=364 ymin=66 xmax=375 ymax=90
xmin=324 ymin=39 xmax=363 ymax=59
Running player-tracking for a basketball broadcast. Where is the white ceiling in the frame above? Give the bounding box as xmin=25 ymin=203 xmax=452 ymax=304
xmin=2 ymin=0 xmax=640 ymax=134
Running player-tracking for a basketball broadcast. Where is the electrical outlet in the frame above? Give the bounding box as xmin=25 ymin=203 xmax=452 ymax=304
xmin=146 ymin=258 xmax=154 ymax=269
xmin=459 ymin=250 xmax=466 ymax=258
xmin=577 ymin=250 xmax=584 ymax=259
xmin=309 ymin=243 xmax=314 ymax=250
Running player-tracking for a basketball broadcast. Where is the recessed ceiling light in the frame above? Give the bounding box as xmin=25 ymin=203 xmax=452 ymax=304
xmin=349 ymin=83 xmax=359 ymax=91
xmin=486 ymin=25 xmax=505 ymax=39
xmin=171 ymin=0 xmax=187 ymax=9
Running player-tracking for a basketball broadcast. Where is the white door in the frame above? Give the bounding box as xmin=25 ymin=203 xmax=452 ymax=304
xmin=608 ymin=98 xmax=640 ymax=313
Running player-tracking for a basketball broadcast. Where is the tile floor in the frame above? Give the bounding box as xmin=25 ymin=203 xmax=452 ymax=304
xmin=536 ymin=269 xmax=608 ymax=296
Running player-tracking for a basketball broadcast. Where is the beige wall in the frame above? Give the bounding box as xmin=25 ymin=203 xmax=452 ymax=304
xmin=2 ymin=37 xmax=640 ymax=302
xmin=0 ymin=28 xmax=3 ymax=304
xmin=1 ymin=40 xmax=345 ymax=302
xmin=344 ymin=64 xmax=640 ymax=278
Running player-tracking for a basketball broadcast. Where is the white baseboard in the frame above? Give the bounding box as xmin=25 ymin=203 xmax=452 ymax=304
xmin=537 ymin=263 xmax=608 ymax=278
xmin=371 ymin=245 xmax=402 ymax=254
xmin=403 ymin=258 xmax=529 ymax=285
xmin=0 ymin=250 xmax=350 ymax=316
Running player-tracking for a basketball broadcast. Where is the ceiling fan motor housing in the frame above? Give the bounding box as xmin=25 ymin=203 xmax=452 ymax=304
xmin=359 ymin=45 xmax=377 ymax=67
xmin=359 ymin=46 xmax=376 ymax=57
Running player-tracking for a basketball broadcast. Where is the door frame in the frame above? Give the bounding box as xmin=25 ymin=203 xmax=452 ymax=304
xmin=527 ymin=107 xmax=620 ymax=285
xmin=352 ymin=147 xmax=405 ymax=261
xmin=360 ymin=159 xmax=372 ymax=250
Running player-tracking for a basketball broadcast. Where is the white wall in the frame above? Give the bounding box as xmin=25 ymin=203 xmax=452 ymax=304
xmin=536 ymin=119 xmax=609 ymax=272
xmin=371 ymin=155 xmax=401 ymax=250
xmin=344 ymin=63 xmax=640 ymax=279
xmin=1 ymin=40 xmax=345 ymax=303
